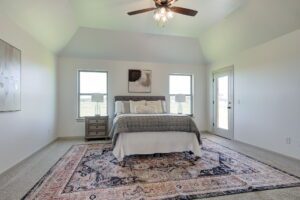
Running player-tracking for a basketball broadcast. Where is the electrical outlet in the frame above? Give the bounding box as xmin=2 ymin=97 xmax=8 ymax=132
xmin=285 ymin=137 xmax=291 ymax=145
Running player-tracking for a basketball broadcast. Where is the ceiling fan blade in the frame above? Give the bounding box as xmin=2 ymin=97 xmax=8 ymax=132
xmin=128 ymin=8 xmax=157 ymax=15
xmin=170 ymin=7 xmax=198 ymax=16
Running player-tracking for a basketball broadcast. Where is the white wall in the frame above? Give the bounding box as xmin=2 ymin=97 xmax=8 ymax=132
xmin=60 ymin=27 xmax=205 ymax=66
xmin=57 ymin=57 xmax=207 ymax=137
xmin=207 ymin=29 xmax=300 ymax=160
xmin=0 ymin=13 xmax=57 ymax=174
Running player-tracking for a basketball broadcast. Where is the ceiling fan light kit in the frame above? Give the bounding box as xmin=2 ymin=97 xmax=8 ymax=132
xmin=153 ymin=7 xmax=174 ymax=26
xmin=128 ymin=0 xmax=198 ymax=27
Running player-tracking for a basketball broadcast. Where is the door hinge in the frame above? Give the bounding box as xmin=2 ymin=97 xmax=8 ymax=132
xmin=213 ymin=100 xmax=215 ymax=104
xmin=213 ymin=123 xmax=215 ymax=127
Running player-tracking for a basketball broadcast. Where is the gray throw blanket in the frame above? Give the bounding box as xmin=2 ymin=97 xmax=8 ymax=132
xmin=109 ymin=114 xmax=202 ymax=147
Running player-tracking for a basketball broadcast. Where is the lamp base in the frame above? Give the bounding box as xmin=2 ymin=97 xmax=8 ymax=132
xmin=177 ymin=102 xmax=183 ymax=115
xmin=94 ymin=102 xmax=101 ymax=116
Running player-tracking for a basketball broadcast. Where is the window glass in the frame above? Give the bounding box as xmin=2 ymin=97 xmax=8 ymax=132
xmin=169 ymin=75 xmax=191 ymax=95
xmin=169 ymin=75 xmax=193 ymax=115
xmin=78 ymin=71 xmax=107 ymax=118
xmin=80 ymin=72 xmax=107 ymax=94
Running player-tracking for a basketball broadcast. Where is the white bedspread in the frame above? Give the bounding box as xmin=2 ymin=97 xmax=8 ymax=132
xmin=113 ymin=131 xmax=202 ymax=161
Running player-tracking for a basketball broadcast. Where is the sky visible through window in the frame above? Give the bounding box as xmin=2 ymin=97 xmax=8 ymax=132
xmin=80 ymin=72 xmax=107 ymax=94
xmin=169 ymin=75 xmax=191 ymax=95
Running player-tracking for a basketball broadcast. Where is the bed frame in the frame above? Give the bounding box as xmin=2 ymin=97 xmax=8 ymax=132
xmin=112 ymin=95 xmax=201 ymax=161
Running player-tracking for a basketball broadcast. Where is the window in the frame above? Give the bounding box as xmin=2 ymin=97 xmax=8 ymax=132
xmin=169 ymin=74 xmax=193 ymax=115
xmin=78 ymin=71 xmax=107 ymax=118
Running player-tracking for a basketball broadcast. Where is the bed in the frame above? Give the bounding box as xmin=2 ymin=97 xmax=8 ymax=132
xmin=109 ymin=96 xmax=202 ymax=161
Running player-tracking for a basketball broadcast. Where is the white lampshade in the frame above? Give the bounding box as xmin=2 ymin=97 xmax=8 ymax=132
xmin=175 ymin=94 xmax=186 ymax=103
xmin=91 ymin=94 xmax=104 ymax=102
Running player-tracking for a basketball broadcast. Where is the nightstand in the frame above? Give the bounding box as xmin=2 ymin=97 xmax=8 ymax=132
xmin=85 ymin=116 xmax=109 ymax=140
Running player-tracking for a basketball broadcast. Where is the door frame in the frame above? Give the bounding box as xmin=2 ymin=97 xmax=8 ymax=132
xmin=212 ymin=65 xmax=234 ymax=140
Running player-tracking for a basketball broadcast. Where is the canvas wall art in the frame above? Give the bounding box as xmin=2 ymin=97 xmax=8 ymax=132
xmin=0 ymin=39 xmax=21 ymax=112
xmin=128 ymin=69 xmax=151 ymax=93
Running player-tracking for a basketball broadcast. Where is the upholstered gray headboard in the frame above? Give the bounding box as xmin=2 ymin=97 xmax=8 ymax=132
xmin=114 ymin=96 xmax=166 ymax=102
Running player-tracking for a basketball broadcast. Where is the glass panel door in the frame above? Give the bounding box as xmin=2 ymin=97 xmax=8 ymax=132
xmin=217 ymin=76 xmax=229 ymax=130
xmin=213 ymin=66 xmax=234 ymax=139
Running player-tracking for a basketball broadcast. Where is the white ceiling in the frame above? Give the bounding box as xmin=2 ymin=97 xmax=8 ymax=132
xmin=200 ymin=0 xmax=300 ymax=62
xmin=0 ymin=0 xmax=246 ymax=53
xmin=72 ymin=0 xmax=245 ymax=37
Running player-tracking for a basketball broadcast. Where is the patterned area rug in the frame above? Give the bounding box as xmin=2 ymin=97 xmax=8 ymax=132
xmin=22 ymin=139 xmax=300 ymax=200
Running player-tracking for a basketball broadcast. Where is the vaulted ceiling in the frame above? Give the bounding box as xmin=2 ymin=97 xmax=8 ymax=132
xmin=71 ymin=0 xmax=245 ymax=38
xmin=1 ymin=0 xmax=300 ymax=64
xmin=199 ymin=0 xmax=300 ymax=62
xmin=0 ymin=0 xmax=245 ymax=53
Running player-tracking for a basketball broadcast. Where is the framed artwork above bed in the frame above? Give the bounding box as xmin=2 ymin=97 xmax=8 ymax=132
xmin=128 ymin=69 xmax=151 ymax=93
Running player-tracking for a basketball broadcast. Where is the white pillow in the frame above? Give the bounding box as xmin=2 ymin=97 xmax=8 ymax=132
xmin=115 ymin=101 xmax=124 ymax=115
xmin=129 ymin=100 xmax=146 ymax=113
xmin=135 ymin=105 xmax=157 ymax=114
xmin=122 ymin=101 xmax=131 ymax=113
xmin=146 ymin=100 xmax=163 ymax=114
xmin=162 ymin=101 xmax=167 ymax=113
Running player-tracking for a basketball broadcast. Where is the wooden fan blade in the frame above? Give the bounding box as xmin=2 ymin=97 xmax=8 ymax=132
xmin=170 ymin=7 xmax=198 ymax=16
xmin=128 ymin=8 xmax=156 ymax=15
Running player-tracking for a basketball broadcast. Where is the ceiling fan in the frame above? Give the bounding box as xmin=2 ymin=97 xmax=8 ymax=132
xmin=127 ymin=0 xmax=198 ymax=26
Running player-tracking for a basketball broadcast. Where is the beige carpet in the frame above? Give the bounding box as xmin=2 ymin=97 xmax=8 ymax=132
xmin=0 ymin=134 xmax=300 ymax=200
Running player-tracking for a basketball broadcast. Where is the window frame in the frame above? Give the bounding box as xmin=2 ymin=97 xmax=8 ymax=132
xmin=77 ymin=70 xmax=108 ymax=119
xmin=168 ymin=74 xmax=194 ymax=116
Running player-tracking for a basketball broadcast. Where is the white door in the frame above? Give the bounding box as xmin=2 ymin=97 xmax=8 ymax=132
xmin=213 ymin=67 xmax=234 ymax=139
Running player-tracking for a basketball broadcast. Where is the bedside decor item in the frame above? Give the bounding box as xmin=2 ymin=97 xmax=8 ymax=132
xmin=85 ymin=116 xmax=108 ymax=140
xmin=0 ymin=39 xmax=21 ymax=112
xmin=175 ymin=94 xmax=186 ymax=114
xmin=128 ymin=69 xmax=151 ymax=93
xmin=91 ymin=93 xmax=104 ymax=116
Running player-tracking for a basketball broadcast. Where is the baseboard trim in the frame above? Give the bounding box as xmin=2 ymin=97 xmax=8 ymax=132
xmin=207 ymin=132 xmax=300 ymax=162
xmin=58 ymin=136 xmax=85 ymax=140
xmin=0 ymin=137 xmax=58 ymax=185
xmin=201 ymin=130 xmax=213 ymax=134
xmin=233 ymin=138 xmax=300 ymax=162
